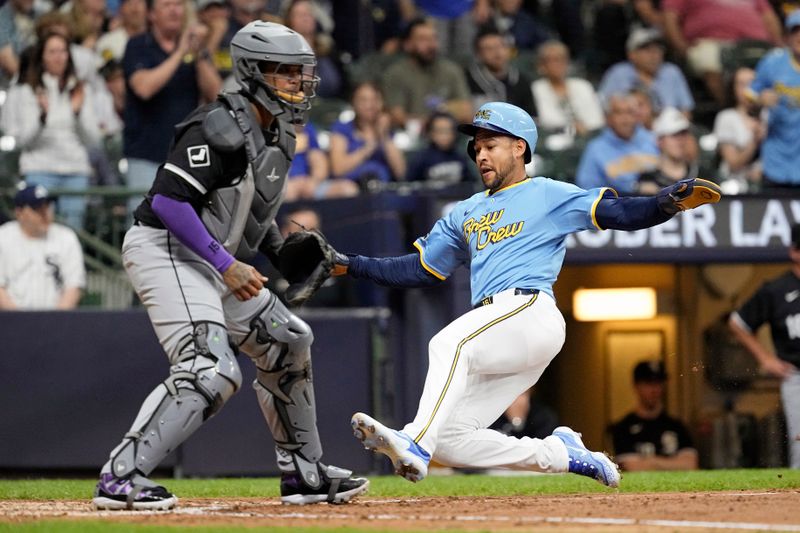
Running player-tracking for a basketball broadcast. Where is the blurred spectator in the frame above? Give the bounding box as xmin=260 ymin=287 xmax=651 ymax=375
xmin=0 ymin=185 xmax=86 ymax=310
xmin=0 ymin=0 xmax=36 ymax=81
xmin=713 ymin=66 xmax=764 ymax=192
xmin=65 ymin=0 xmax=109 ymax=50
xmin=599 ymin=28 xmax=695 ymax=115
xmin=662 ymin=0 xmax=782 ymax=105
xmin=729 ymin=223 xmax=800 ymax=469
xmin=1 ymin=32 xmax=102 ymax=229
xmin=99 ymin=58 xmax=125 ymax=119
xmin=284 ymin=0 xmax=345 ymax=98
xmin=216 ymin=0 xmax=274 ymax=76
xmin=329 ymin=81 xmax=406 ymax=189
xmin=633 ymin=0 xmax=665 ymax=29
xmin=26 ymin=11 xmax=120 ymax=136
xmin=406 ymin=0 xmax=491 ymax=58
xmin=382 ymin=17 xmax=472 ymax=129
xmin=746 ymin=11 xmax=800 ymax=188
xmin=465 ymin=25 xmax=537 ymax=117
xmin=490 ymin=0 xmax=551 ymax=50
xmin=331 ymin=0 xmax=404 ymax=60
xmin=196 ymin=0 xmax=232 ymax=78
xmin=532 ymin=40 xmax=604 ymax=135
xmin=575 ymin=92 xmax=659 ymax=193
xmin=286 ymin=122 xmax=359 ymax=200
xmin=28 ymin=12 xmax=98 ymax=87
xmin=524 ymin=0 xmax=585 ymax=58
xmin=95 ymin=0 xmax=148 ymax=62
xmin=590 ymin=0 xmax=631 ymax=75
xmin=122 ymin=0 xmax=222 ymax=216
xmin=406 ymin=111 xmax=474 ymax=184
xmin=28 ymin=12 xmax=123 ymax=189
xmin=638 ymin=107 xmax=700 ymax=194
xmin=770 ymin=0 xmax=800 ymax=24
xmin=630 ymin=85 xmax=658 ymax=130
xmin=608 ymin=360 xmax=699 ymax=471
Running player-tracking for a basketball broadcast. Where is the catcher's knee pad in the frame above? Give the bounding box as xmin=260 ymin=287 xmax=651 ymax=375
xmin=109 ymin=322 xmax=241 ymax=478
xmin=239 ymin=295 xmax=322 ymax=483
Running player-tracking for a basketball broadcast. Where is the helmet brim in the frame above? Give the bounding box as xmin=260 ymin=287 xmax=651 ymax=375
xmin=461 ymin=122 xmax=532 ymax=164
xmin=457 ymin=122 xmax=517 ymax=139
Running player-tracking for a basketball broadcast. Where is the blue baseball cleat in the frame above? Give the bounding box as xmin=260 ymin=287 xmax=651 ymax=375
xmin=553 ymin=426 xmax=621 ymax=488
xmin=351 ymin=412 xmax=431 ymax=482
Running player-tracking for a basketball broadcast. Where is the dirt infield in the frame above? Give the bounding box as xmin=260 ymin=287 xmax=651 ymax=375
xmin=2 ymin=490 xmax=800 ymax=532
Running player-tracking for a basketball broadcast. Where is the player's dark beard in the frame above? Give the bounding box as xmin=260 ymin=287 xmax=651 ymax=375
xmin=483 ymin=162 xmax=513 ymax=193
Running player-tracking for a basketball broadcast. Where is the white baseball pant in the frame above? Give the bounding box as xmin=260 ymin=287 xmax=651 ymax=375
xmin=402 ymin=288 xmax=570 ymax=473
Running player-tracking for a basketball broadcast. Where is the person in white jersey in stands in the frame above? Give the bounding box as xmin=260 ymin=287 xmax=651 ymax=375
xmin=0 ymin=184 xmax=86 ymax=309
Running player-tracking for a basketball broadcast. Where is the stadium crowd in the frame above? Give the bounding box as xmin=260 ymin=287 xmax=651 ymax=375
xmin=0 ymin=0 xmax=798 ymax=233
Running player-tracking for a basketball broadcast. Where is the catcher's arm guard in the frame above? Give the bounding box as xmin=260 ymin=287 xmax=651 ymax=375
xmin=277 ymin=229 xmax=340 ymax=306
xmin=657 ymin=178 xmax=722 ymax=215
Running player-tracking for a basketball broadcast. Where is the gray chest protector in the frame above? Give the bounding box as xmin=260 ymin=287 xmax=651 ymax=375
xmin=200 ymin=93 xmax=296 ymax=260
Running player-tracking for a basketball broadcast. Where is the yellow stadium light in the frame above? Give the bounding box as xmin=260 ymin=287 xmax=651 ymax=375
xmin=573 ymin=288 xmax=657 ymax=321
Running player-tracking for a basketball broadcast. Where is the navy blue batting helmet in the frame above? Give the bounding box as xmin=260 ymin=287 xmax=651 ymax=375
xmin=458 ymin=102 xmax=538 ymax=163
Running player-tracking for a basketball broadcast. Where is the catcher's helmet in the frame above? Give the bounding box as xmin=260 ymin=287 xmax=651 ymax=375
xmin=230 ymin=21 xmax=320 ymax=124
xmin=458 ymin=102 xmax=538 ymax=163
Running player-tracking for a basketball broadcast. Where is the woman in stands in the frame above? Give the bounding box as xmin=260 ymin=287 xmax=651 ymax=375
xmin=328 ymin=81 xmax=406 ymax=190
xmin=1 ymin=32 xmax=101 ymax=229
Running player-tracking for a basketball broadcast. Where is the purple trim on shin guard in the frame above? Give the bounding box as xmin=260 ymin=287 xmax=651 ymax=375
xmin=151 ymin=194 xmax=235 ymax=273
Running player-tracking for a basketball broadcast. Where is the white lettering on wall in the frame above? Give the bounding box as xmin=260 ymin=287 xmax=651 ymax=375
xmin=758 ymin=200 xmax=791 ymax=247
xmin=650 ymin=216 xmax=681 ymax=247
xmin=730 ymin=200 xmax=759 ymax=247
xmin=682 ymin=204 xmax=717 ymax=247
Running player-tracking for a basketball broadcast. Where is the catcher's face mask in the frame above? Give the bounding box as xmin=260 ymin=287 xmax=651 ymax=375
xmin=257 ymin=61 xmax=319 ymax=119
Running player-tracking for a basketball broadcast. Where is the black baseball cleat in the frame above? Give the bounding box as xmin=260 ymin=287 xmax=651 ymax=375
xmin=280 ymin=463 xmax=369 ymax=505
xmin=92 ymin=472 xmax=178 ymax=511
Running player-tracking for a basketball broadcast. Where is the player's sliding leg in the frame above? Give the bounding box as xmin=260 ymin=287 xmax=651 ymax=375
xmin=233 ymin=292 xmax=369 ymax=504
xmin=353 ymin=291 xmax=547 ymax=481
xmin=431 ymin=371 xmax=620 ymax=487
xmin=352 ymin=290 xmax=619 ymax=487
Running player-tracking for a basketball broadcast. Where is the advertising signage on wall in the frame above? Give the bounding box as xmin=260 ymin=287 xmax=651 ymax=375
xmin=566 ymin=196 xmax=800 ymax=264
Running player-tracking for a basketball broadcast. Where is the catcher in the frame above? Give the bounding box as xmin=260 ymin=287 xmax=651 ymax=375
xmin=92 ymin=21 xmax=368 ymax=511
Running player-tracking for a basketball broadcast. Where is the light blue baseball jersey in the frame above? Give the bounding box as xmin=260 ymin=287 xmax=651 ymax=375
xmin=414 ymin=177 xmax=609 ymax=306
xmin=750 ymin=48 xmax=800 ymax=185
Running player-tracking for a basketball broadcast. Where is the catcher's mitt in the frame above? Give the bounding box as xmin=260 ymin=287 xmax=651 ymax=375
xmin=278 ymin=229 xmax=338 ymax=306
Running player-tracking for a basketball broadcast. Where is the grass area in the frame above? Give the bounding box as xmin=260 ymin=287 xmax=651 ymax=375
xmin=1 ymin=469 xmax=799 ymax=501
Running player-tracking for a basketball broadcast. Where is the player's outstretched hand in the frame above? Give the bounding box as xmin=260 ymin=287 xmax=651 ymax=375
xmin=657 ymin=178 xmax=722 ymax=215
xmin=223 ymin=260 xmax=268 ymax=301
xmin=332 ymin=252 xmax=350 ymax=277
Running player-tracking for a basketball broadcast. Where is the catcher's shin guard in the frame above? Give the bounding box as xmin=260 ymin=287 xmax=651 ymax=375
xmin=105 ymin=322 xmax=241 ymax=478
xmin=240 ymin=294 xmax=324 ymax=488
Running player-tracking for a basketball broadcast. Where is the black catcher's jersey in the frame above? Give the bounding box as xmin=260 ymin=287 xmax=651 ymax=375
xmin=609 ymin=411 xmax=694 ymax=458
xmin=736 ymin=270 xmax=800 ymax=366
xmin=133 ymin=102 xmax=250 ymax=228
